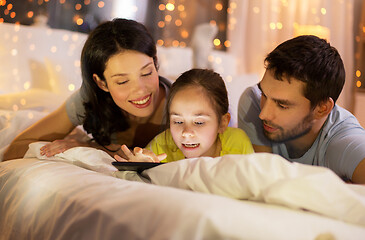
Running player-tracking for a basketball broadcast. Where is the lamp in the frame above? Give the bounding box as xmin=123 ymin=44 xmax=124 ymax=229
xmin=294 ymin=25 xmax=330 ymax=41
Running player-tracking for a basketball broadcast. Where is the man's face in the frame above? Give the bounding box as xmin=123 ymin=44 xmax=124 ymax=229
xmin=258 ymin=69 xmax=315 ymax=143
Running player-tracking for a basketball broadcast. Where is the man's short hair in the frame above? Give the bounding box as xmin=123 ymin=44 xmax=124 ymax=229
xmin=265 ymin=35 xmax=345 ymax=107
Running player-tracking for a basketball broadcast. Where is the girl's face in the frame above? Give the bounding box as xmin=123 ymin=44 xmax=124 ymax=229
xmin=95 ymin=50 xmax=160 ymax=118
xmin=169 ymin=86 xmax=226 ymax=159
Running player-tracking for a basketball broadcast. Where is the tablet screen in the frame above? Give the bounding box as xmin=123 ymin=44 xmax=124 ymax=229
xmin=112 ymin=162 xmax=165 ymax=173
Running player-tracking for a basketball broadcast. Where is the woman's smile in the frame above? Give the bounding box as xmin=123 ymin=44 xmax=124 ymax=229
xmin=130 ymin=94 xmax=152 ymax=108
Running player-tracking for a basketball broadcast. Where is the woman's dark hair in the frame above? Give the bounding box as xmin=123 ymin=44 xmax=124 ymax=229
xmin=81 ymin=18 xmax=158 ymax=146
xmin=164 ymin=68 xmax=229 ymax=128
xmin=264 ymin=35 xmax=345 ymax=108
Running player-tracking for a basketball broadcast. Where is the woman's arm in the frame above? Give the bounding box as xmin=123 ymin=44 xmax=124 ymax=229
xmin=3 ymin=102 xmax=76 ymax=160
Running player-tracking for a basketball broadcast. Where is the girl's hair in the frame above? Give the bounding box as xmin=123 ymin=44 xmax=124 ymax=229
xmin=165 ymin=68 xmax=229 ymax=127
xmin=81 ymin=18 xmax=158 ymax=146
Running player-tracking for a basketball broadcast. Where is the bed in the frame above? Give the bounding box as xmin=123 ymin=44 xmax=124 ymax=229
xmin=1 ymin=23 xmax=365 ymax=240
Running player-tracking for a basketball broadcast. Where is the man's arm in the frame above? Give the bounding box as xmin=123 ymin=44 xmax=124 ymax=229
xmin=352 ymin=158 xmax=365 ymax=184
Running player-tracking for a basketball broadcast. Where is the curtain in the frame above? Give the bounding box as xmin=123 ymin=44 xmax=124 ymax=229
xmin=227 ymin=0 xmax=355 ymax=111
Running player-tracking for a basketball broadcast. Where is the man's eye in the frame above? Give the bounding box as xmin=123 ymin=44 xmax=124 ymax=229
xmin=278 ymin=104 xmax=288 ymax=109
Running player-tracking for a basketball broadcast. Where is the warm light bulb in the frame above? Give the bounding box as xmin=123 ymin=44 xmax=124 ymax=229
xmin=175 ymin=19 xmax=182 ymax=26
xmin=224 ymin=40 xmax=231 ymax=48
xmin=76 ymin=18 xmax=83 ymax=25
xmin=181 ymin=30 xmax=189 ymax=39
xmin=68 ymin=84 xmax=75 ymax=91
xmin=165 ymin=15 xmax=172 ymax=22
xmin=158 ymin=21 xmax=165 ymax=28
xmin=98 ymin=1 xmax=104 ymax=8
xmin=159 ymin=4 xmax=165 ymax=11
xmin=213 ymin=39 xmax=221 ymax=46
xmin=357 ymin=80 xmax=362 ymax=88
xmin=75 ymin=4 xmax=82 ymax=10
xmin=215 ymin=3 xmax=223 ymax=11
xmin=157 ymin=39 xmax=164 ymax=46
xmin=356 ymin=70 xmax=361 ymax=78
xmin=166 ymin=3 xmax=175 ymax=11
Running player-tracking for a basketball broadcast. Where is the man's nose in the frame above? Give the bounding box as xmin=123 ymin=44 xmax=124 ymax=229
xmin=259 ymin=100 xmax=273 ymax=121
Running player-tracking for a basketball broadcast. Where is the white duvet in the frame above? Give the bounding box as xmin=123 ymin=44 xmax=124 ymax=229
xmin=1 ymin=142 xmax=365 ymax=239
xmin=24 ymin=142 xmax=365 ymax=228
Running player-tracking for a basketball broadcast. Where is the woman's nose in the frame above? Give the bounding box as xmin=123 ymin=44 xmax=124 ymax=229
xmin=132 ymin=76 xmax=147 ymax=92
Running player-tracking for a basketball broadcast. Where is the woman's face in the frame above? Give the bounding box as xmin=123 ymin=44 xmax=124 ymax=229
xmin=169 ymin=86 xmax=223 ymax=159
xmin=97 ymin=50 xmax=160 ymax=118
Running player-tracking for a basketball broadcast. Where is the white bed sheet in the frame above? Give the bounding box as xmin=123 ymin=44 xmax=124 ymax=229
xmin=1 ymin=157 xmax=365 ymax=240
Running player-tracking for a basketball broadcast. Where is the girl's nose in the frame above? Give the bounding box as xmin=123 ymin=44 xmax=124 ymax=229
xmin=182 ymin=127 xmax=194 ymax=138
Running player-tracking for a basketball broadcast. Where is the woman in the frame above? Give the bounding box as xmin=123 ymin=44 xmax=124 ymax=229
xmin=3 ymin=18 xmax=170 ymax=160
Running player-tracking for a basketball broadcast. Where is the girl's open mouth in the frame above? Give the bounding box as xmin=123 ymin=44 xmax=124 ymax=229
xmin=182 ymin=143 xmax=200 ymax=149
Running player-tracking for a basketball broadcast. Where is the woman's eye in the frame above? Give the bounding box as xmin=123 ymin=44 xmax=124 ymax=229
xmin=141 ymin=72 xmax=152 ymax=77
xmin=117 ymin=80 xmax=128 ymax=85
xmin=173 ymin=121 xmax=183 ymax=125
xmin=194 ymin=121 xmax=204 ymax=125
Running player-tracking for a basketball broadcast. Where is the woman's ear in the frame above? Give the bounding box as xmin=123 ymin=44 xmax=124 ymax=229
xmin=218 ymin=112 xmax=231 ymax=134
xmin=93 ymin=73 xmax=109 ymax=92
xmin=314 ymin=97 xmax=334 ymax=119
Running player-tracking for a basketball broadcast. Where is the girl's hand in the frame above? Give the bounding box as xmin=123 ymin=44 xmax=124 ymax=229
xmin=40 ymin=139 xmax=89 ymax=157
xmin=114 ymin=144 xmax=166 ymax=163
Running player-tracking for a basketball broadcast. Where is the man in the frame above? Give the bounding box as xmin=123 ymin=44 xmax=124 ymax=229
xmin=238 ymin=35 xmax=365 ymax=184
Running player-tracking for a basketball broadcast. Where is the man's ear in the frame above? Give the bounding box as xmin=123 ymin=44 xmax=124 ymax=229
xmin=218 ymin=112 xmax=231 ymax=134
xmin=314 ymin=97 xmax=334 ymax=119
xmin=93 ymin=73 xmax=109 ymax=92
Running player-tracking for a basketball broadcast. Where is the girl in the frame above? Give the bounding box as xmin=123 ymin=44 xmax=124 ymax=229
xmin=116 ymin=68 xmax=254 ymax=163
xmin=3 ymin=18 xmax=170 ymax=160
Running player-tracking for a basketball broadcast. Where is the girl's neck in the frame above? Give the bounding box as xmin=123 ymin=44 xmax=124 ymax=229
xmin=199 ymin=137 xmax=221 ymax=158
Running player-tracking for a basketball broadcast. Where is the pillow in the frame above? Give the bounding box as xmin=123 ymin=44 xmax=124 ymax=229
xmin=224 ymin=74 xmax=259 ymax=127
xmin=44 ymin=57 xmax=82 ymax=95
xmin=0 ymin=23 xmax=86 ymax=94
xmin=157 ymin=46 xmax=193 ymax=80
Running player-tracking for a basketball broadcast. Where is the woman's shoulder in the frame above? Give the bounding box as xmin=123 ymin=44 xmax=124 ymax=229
xmin=159 ymin=76 xmax=172 ymax=88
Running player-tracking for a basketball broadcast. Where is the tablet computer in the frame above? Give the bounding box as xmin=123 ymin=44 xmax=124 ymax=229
xmin=112 ymin=161 xmax=165 ymax=173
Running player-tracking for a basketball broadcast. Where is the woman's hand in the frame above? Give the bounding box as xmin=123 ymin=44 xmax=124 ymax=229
xmin=40 ymin=138 xmax=90 ymax=157
xmin=114 ymin=144 xmax=166 ymax=163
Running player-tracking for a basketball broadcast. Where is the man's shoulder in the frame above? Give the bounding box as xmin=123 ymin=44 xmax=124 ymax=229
xmin=326 ymin=105 xmax=364 ymax=132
